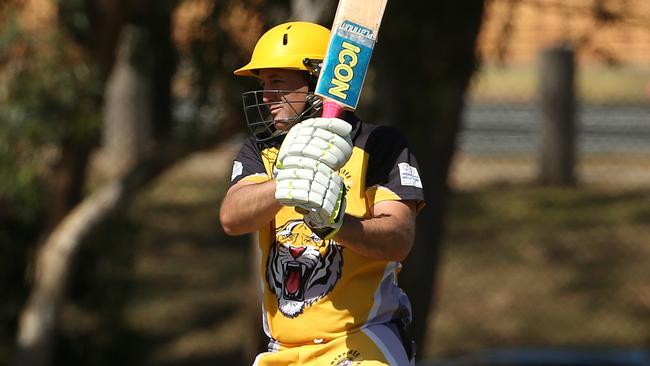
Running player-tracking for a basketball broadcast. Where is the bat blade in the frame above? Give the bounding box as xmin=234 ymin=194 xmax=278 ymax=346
xmin=315 ymin=0 xmax=388 ymax=118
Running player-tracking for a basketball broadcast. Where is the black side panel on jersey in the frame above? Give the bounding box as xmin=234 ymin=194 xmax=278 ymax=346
xmin=359 ymin=124 xmax=425 ymax=203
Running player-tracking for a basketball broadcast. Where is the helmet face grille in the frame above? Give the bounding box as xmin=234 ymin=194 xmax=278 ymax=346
xmin=241 ymin=90 xmax=322 ymax=142
xmin=242 ymin=91 xmax=275 ymax=141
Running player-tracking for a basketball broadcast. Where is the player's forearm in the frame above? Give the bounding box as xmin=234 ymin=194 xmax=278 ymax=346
xmin=219 ymin=180 xmax=281 ymax=235
xmin=333 ymin=214 xmax=414 ymax=262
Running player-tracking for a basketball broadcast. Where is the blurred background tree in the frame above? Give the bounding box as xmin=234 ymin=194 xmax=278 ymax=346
xmin=1 ymin=1 xmax=102 ymax=362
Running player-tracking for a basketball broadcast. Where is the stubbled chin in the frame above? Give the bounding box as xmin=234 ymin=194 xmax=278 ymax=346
xmin=274 ymin=121 xmax=291 ymax=131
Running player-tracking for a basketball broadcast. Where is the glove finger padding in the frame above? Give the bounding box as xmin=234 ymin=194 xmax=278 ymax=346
xmin=274 ymin=165 xmax=314 ymax=209
xmin=274 ymin=158 xmax=343 ymax=214
xmin=300 ymin=117 xmax=352 ymax=136
xmin=280 ymin=156 xmax=334 ymax=176
xmin=276 ymin=118 xmax=353 ymax=171
xmin=278 ymin=130 xmax=352 ymax=170
xmin=320 ymin=173 xmax=343 ymax=218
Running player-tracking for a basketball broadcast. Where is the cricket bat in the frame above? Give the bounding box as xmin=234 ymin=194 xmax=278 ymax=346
xmin=315 ymin=0 xmax=388 ymax=118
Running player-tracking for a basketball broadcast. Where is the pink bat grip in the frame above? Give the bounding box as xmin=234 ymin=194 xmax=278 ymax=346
xmin=321 ymin=100 xmax=344 ymax=118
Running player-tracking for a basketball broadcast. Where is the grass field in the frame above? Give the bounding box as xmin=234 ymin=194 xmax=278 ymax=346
xmin=469 ymin=63 xmax=650 ymax=104
xmin=436 ymin=153 xmax=650 ymax=357
xmin=450 ymin=153 xmax=650 ymax=190
xmin=429 ymin=184 xmax=650 ymax=358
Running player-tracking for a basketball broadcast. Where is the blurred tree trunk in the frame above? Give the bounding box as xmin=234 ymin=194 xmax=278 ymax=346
xmin=12 ymin=2 xmax=178 ymax=365
xmin=10 ymin=148 xmax=186 ymax=366
xmin=147 ymin=4 xmax=176 ymax=143
xmin=102 ymin=24 xmax=154 ymax=176
xmin=77 ymin=0 xmax=148 ymax=76
xmin=374 ymin=1 xmax=486 ymax=359
xmin=38 ymin=0 xmax=144 ymax=233
xmin=44 ymin=141 xmax=94 ymax=234
xmin=537 ymin=44 xmax=577 ymax=186
xmin=101 ymin=3 xmax=176 ymax=177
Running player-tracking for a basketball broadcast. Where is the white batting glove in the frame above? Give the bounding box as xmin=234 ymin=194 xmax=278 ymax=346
xmin=300 ymin=117 xmax=353 ymax=136
xmin=274 ymin=165 xmax=344 ymax=217
xmin=276 ymin=117 xmax=353 ymax=171
xmin=303 ymin=176 xmax=347 ymax=240
xmin=274 ymin=156 xmax=336 ymax=211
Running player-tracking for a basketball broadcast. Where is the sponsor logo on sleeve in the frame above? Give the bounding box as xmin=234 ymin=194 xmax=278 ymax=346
xmin=231 ymin=161 xmax=243 ymax=181
xmin=398 ymin=162 xmax=422 ymax=188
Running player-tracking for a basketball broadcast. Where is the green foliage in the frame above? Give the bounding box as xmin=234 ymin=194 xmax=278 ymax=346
xmin=0 ymin=5 xmax=103 ymax=219
xmin=0 ymin=35 xmax=102 ymax=145
xmin=0 ymin=6 xmax=104 ymax=363
xmin=56 ymin=0 xmax=91 ymax=39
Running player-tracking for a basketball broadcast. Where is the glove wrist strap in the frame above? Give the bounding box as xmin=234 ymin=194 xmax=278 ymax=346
xmin=306 ymin=197 xmax=346 ymax=240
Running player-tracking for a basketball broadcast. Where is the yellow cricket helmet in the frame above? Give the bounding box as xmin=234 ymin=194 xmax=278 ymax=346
xmin=234 ymin=21 xmax=330 ymax=77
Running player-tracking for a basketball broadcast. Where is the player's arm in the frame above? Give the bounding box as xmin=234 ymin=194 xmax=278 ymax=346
xmin=219 ymin=179 xmax=281 ymax=235
xmin=333 ymin=200 xmax=417 ymax=262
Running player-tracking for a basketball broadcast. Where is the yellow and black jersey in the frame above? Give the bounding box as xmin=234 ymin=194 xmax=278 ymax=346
xmin=228 ymin=115 xmax=425 ymax=347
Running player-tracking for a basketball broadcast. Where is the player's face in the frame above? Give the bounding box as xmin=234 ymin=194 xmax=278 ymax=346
xmin=259 ymin=69 xmax=310 ymax=131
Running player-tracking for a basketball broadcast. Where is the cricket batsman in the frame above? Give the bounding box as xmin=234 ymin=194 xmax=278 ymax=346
xmin=220 ymin=21 xmax=425 ymax=365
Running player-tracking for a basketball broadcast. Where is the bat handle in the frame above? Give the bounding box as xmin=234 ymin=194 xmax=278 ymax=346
xmin=321 ymin=100 xmax=344 ymax=118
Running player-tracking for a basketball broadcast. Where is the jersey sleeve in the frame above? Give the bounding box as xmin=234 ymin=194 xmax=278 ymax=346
xmin=229 ymin=138 xmax=270 ymax=187
xmin=364 ymin=126 xmax=426 ymax=210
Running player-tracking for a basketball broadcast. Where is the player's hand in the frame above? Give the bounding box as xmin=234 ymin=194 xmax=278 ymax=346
xmin=276 ymin=117 xmax=353 ymax=171
xmin=303 ymin=177 xmax=346 ymax=240
xmin=275 ymin=156 xmax=345 ymax=216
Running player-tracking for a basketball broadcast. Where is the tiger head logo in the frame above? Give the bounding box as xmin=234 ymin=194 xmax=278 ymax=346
xmin=267 ymin=220 xmax=343 ymax=318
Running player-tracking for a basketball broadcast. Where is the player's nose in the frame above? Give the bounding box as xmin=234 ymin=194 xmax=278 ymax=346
xmin=262 ymin=90 xmax=277 ymax=103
